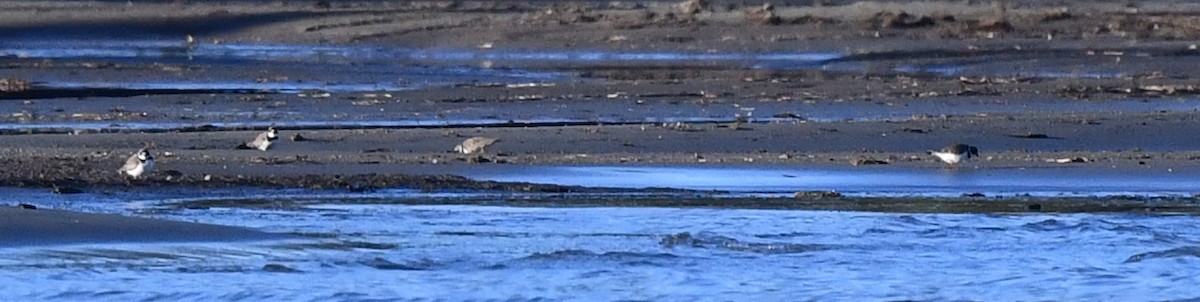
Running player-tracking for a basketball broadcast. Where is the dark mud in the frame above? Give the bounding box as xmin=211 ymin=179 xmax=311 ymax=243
xmin=0 ymin=165 xmax=656 ymax=196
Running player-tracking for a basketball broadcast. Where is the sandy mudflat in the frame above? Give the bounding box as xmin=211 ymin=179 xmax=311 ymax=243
xmin=0 ymin=111 xmax=1197 ymax=192
xmin=0 ymin=206 xmax=292 ymax=247
xmin=0 ymin=0 xmax=1198 ymax=193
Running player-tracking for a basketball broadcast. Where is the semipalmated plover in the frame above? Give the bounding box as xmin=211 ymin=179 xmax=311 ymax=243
xmin=119 ymin=148 xmax=155 ymax=179
xmin=928 ymin=143 xmax=979 ymax=165
xmin=454 ymin=137 xmax=498 ymax=154
xmin=243 ymin=127 xmax=279 ymax=151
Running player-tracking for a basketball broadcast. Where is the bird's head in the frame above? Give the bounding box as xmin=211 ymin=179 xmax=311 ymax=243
xmin=138 ymin=149 xmax=153 ymax=161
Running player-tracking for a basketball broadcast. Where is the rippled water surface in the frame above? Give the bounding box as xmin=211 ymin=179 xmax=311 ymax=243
xmin=4 ymin=197 xmax=1200 ymax=301
xmin=461 ymin=165 xmax=1200 ymax=197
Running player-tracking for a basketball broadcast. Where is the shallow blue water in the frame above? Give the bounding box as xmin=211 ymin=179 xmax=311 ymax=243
xmin=460 ymin=165 xmax=1200 ymax=197
xmin=2 ymin=201 xmax=1200 ymax=301
xmin=0 ymin=40 xmax=840 ymax=69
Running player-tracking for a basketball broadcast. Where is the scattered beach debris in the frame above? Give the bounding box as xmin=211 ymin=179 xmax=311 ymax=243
xmin=505 ymin=83 xmax=556 ymax=88
xmin=634 ymin=92 xmax=704 ymax=98
xmin=1061 ymin=84 xmax=1200 ymax=97
xmin=263 ymin=155 xmax=322 ymax=165
xmin=468 ymin=83 xmax=505 ymax=88
xmin=605 ymin=92 xmax=627 ymax=99
xmin=17 ymin=203 xmax=37 ymax=210
xmin=237 ymin=95 xmax=269 ymax=102
xmin=875 ymin=11 xmax=936 ymax=29
xmin=0 ymin=78 xmax=31 ymax=93
xmin=514 ymin=94 xmax=545 ymax=101
xmin=663 ymin=122 xmax=700 ymax=132
xmin=80 ymin=62 xmax=115 ymax=69
xmin=957 ymin=76 xmax=1030 ymax=85
xmin=351 ymin=99 xmax=388 ymax=106
xmin=1048 ymin=157 xmax=1091 ymax=164
xmin=254 ymin=75 xmax=289 ymax=83
xmin=852 ymin=158 xmax=890 ymax=166
xmin=1007 ymin=133 xmax=1061 ymax=139
xmin=794 ymin=190 xmax=842 ymax=199
xmin=298 ymin=90 xmax=331 ymax=98
xmin=1129 ymin=85 xmax=1199 ymax=95
xmin=962 ymin=192 xmax=986 ymax=198
xmin=162 ymin=170 xmax=185 ymax=182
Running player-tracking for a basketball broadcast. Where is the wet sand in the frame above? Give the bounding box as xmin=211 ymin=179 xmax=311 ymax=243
xmin=0 ymin=0 xmax=1199 ymax=195
xmin=0 ymin=112 xmax=1197 ymax=193
xmin=0 ymin=205 xmax=292 ymax=247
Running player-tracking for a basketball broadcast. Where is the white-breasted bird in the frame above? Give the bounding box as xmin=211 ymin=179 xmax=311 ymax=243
xmin=454 ymin=136 xmax=498 ymax=154
xmin=119 ymin=148 xmax=155 ymax=179
xmin=241 ymin=127 xmax=279 ymax=151
xmin=928 ymin=143 xmax=980 ymax=165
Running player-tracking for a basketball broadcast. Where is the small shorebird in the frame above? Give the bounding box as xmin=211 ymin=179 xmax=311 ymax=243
xmin=928 ymin=143 xmax=979 ymax=165
xmin=454 ymin=136 xmax=498 ymax=154
xmin=240 ymin=127 xmax=279 ymax=151
xmin=119 ymin=148 xmax=155 ymax=179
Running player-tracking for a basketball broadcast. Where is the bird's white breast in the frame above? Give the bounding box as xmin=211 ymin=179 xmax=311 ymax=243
xmin=932 ymin=152 xmax=963 ymax=164
xmin=127 ymin=160 xmax=154 ymax=177
xmin=257 ymin=140 xmax=272 ymax=151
